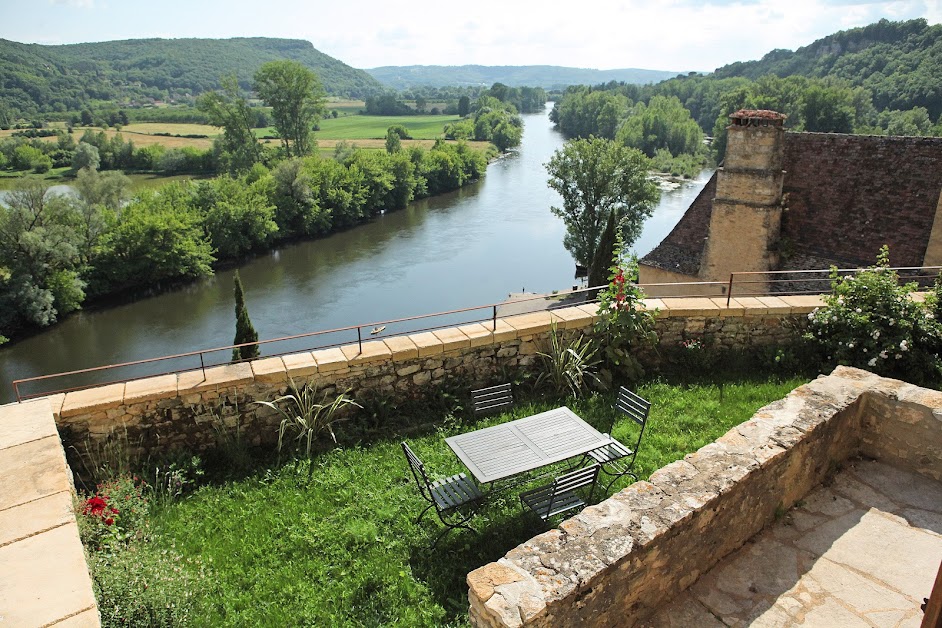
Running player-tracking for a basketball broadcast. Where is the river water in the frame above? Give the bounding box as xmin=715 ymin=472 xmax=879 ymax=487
xmin=0 ymin=106 xmax=711 ymax=403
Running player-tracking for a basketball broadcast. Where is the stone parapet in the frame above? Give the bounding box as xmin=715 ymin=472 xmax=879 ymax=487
xmin=44 ymin=298 xmax=819 ymax=460
xmin=466 ymin=367 xmax=942 ymax=627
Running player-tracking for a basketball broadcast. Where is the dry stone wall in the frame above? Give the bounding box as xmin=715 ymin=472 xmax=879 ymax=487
xmin=45 ymin=295 xmax=823 ymax=459
xmin=466 ymin=367 xmax=942 ymax=627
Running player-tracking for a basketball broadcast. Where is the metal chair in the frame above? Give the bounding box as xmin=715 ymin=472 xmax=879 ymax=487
xmin=520 ymin=464 xmax=600 ymax=522
xmin=401 ymin=441 xmax=485 ymax=548
xmin=471 ymin=383 xmax=513 ymax=416
xmin=587 ymin=386 xmax=650 ymax=492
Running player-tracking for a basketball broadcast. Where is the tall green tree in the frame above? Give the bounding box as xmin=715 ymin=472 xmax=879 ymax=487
xmin=546 ymin=137 xmax=660 ymax=267
xmin=253 ymin=60 xmax=325 ymax=158
xmin=232 ymin=270 xmax=259 ymax=361
xmin=587 ymin=209 xmax=617 ymax=289
xmin=0 ymin=179 xmax=85 ymax=335
xmin=197 ymin=75 xmax=262 ymax=173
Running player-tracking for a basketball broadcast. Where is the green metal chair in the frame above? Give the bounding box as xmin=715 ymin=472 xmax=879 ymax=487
xmin=586 ymin=386 xmax=650 ymax=492
xmin=520 ymin=464 xmax=600 ymax=522
xmin=471 ymin=383 xmax=513 ymax=416
xmin=401 ymin=441 xmax=485 ymax=548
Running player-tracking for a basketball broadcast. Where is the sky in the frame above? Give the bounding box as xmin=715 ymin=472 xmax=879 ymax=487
xmin=0 ymin=0 xmax=939 ymax=72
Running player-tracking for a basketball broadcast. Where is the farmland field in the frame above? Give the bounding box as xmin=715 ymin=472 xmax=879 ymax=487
xmin=259 ymin=114 xmax=463 ymax=141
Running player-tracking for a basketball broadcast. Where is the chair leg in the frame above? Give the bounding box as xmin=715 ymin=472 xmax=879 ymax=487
xmin=415 ymin=502 xmax=434 ymax=524
xmin=602 ymin=470 xmax=638 ymax=493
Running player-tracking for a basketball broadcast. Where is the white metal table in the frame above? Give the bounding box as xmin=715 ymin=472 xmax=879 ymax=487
xmin=445 ymin=406 xmax=611 ymax=484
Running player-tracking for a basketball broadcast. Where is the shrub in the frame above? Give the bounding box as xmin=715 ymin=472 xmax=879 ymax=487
xmin=254 ymin=379 xmax=361 ymax=467
xmin=804 ymin=246 xmax=942 ymax=385
xmin=77 ymin=475 xmax=149 ymax=550
xmin=89 ymin=542 xmax=206 ymax=628
xmin=594 ymin=239 xmax=658 ymax=386
xmin=536 ymin=322 xmax=600 ymax=398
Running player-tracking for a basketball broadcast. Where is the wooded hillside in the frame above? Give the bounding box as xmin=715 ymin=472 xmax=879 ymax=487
xmin=0 ymin=37 xmax=384 ymax=118
xmin=713 ymin=18 xmax=942 ymax=118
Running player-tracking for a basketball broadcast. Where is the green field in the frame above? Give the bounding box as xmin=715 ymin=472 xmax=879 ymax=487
xmin=258 ymin=114 xmax=462 ymax=141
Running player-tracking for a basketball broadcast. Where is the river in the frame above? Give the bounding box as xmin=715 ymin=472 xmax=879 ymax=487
xmin=0 ymin=106 xmax=712 ymax=403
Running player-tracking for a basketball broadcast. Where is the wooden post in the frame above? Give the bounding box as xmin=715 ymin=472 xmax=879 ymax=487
xmin=922 ymin=559 xmax=942 ymax=628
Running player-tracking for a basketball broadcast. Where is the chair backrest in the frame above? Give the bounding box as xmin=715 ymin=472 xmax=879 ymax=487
xmin=614 ymin=386 xmax=650 ymax=451
xmin=471 ymin=383 xmax=513 ymax=415
xmin=401 ymin=441 xmax=433 ymax=503
xmin=547 ymin=464 xmax=600 ymax=513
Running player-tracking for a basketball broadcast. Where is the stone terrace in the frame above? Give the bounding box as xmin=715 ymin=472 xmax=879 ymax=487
xmin=0 ymin=397 xmax=99 ymax=626
xmin=648 ymin=459 xmax=942 ymax=627
xmin=467 ymin=367 xmax=942 ymax=627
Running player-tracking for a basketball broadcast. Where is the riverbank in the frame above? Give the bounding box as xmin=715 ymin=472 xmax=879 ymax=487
xmin=0 ymin=106 xmax=712 ymax=404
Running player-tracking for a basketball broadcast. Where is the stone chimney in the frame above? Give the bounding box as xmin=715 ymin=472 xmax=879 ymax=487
xmin=699 ymin=110 xmax=787 ymax=293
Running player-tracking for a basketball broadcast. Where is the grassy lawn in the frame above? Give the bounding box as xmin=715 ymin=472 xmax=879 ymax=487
xmin=94 ymin=373 xmax=806 ymax=626
xmin=256 ymin=114 xmax=462 ymax=141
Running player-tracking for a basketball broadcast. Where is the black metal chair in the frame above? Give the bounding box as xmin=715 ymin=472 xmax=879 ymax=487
xmin=401 ymin=441 xmax=485 ymax=548
xmin=520 ymin=464 xmax=600 ymax=523
xmin=587 ymin=386 xmax=650 ymax=492
xmin=471 ymin=383 xmax=513 ymax=416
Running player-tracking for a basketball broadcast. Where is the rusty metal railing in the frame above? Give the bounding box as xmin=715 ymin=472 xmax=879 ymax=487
xmin=10 ymin=264 xmax=941 ymax=402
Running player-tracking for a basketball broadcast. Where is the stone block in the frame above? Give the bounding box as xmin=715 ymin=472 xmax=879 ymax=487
xmin=60 ymin=382 xmax=126 ymax=418
xmin=0 ymin=490 xmax=74 ymax=548
xmin=491 ymin=319 xmax=519 ymax=342
xmin=341 ymin=340 xmax=393 ymax=366
xmin=504 ymin=311 xmax=555 ymax=335
xmin=282 ymin=352 xmax=319 ymax=378
xmin=0 ymin=523 xmax=98 ymax=628
xmin=729 ymin=297 xmax=769 ymax=316
xmin=384 ymin=335 xmax=419 ymax=361
xmin=251 ymin=356 xmax=288 ymax=384
xmin=0 ymin=397 xmax=58 ymax=451
xmin=709 ymin=297 xmax=744 ymax=317
xmin=0 ymin=436 xmax=71 ymax=512
xmin=178 ymin=363 xmax=253 ymax=394
xmin=575 ymin=303 xmax=601 ymax=321
xmin=433 ymin=327 xmax=472 ymax=352
xmin=410 ymin=331 xmax=444 ymax=357
xmin=779 ymin=294 xmax=826 ymax=311
xmin=754 ymin=296 xmax=792 ymax=314
xmin=660 ymin=297 xmax=721 ymax=318
xmin=312 ymin=347 xmax=348 ymax=373
xmin=123 ymin=373 xmax=178 ymax=405
xmin=549 ymin=306 xmax=594 ymax=330
xmin=458 ymin=323 xmax=495 ymax=347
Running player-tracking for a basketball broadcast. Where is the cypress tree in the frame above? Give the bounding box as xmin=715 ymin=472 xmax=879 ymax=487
xmin=232 ymin=270 xmax=259 ymax=362
xmin=588 ymin=210 xmax=618 ymax=290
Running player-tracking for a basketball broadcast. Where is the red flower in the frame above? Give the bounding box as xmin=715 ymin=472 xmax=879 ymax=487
xmin=104 ymin=517 xmax=114 ymax=526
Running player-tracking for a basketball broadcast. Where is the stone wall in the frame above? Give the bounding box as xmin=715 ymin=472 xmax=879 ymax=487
xmin=45 ymin=296 xmax=822 ymax=460
xmin=466 ymin=367 xmax=942 ymax=627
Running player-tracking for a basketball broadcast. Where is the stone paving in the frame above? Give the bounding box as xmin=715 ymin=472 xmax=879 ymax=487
xmin=647 ymin=459 xmax=942 ymax=627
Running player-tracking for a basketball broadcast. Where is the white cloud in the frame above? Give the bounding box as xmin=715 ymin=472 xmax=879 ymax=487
xmin=50 ymin=0 xmax=96 ymax=8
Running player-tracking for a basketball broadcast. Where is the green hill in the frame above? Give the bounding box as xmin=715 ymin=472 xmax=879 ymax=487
xmin=0 ymin=37 xmax=384 ymax=118
xmin=366 ymin=65 xmax=680 ymax=90
xmin=712 ymin=18 xmax=942 ymax=118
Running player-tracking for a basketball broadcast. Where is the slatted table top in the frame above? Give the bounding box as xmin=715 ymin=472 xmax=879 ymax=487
xmin=445 ymin=406 xmax=610 ymax=484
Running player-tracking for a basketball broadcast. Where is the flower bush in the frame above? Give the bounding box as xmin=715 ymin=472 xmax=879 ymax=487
xmin=804 ymin=246 xmax=942 ymax=385
xmin=594 ymin=240 xmax=657 ymax=385
xmin=77 ymin=475 xmax=149 ymax=549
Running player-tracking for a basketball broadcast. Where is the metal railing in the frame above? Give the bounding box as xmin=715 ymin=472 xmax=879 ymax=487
xmin=10 ymin=264 xmax=941 ymax=402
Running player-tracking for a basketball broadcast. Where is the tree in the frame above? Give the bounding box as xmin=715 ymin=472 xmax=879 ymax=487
xmin=232 ymin=270 xmax=259 ymax=361
xmin=385 ymin=128 xmax=402 ymax=153
xmin=545 ymin=137 xmax=660 ymax=267
xmin=71 ymin=142 xmax=100 ymax=172
xmin=588 ymin=209 xmax=617 ymax=289
xmin=0 ymin=179 xmax=85 ymax=334
xmin=197 ymin=75 xmax=262 ymax=173
xmin=458 ymin=95 xmax=471 ymax=117
xmin=253 ymin=60 xmax=325 ymax=158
